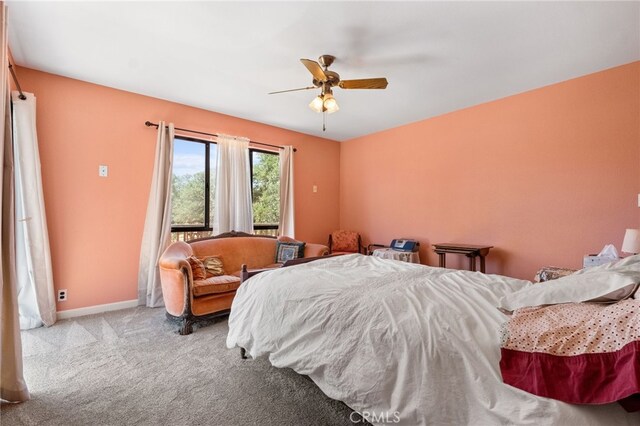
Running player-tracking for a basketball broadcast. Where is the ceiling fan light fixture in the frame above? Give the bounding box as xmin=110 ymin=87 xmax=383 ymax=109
xmin=309 ymin=95 xmax=324 ymax=113
xmin=323 ymin=93 xmax=339 ymax=114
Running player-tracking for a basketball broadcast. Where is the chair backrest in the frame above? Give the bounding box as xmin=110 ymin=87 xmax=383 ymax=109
xmin=329 ymin=230 xmax=360 ymax=253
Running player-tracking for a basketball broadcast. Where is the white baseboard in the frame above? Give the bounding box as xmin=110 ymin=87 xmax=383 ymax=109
xmin=57 ymin=299 xmax=139 ymax=320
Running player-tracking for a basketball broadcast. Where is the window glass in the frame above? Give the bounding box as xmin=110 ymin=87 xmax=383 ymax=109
xmin=171 ymin=139 xmax=206 ymax=227
xmin=251 ymin=150 xmax=280 ymax=232
xmin=170 ymin=139 xmax=281 ymax=241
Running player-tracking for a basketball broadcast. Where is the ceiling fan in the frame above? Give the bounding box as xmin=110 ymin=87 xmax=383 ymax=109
xmin=269 ymin=54 xmax=388 ymax=131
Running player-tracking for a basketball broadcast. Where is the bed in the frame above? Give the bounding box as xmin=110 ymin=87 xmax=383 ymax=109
xmin=226 ymin=254 xmax=639 ymax=425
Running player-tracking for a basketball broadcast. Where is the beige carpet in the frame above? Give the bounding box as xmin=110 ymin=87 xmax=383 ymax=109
xmin=0 ymin=307 xmax=358 ymax=425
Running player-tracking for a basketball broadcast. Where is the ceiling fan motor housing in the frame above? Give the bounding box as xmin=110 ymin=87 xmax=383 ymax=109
xmin=313 ymin=70 xmax=340 ymax=88
xmin=313 ymin=55 xmax=340 ymax=88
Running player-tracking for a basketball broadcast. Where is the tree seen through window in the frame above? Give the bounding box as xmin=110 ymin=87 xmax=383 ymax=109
xmin=251 ymin=150 xmax=280 ymax=226
xmin=170 ymin=137 xmax=279 ymax=239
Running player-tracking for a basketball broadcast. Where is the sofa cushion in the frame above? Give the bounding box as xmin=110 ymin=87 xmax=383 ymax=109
xmin=192 ymin=275 xmax=241 ymax=297
xmin=186 ymin=256 xmax=207 ymax=280
xmin=200 ymin=256 xmax=225 ymax=277
xmin=275 ymin=241 xmax=306 ymax=263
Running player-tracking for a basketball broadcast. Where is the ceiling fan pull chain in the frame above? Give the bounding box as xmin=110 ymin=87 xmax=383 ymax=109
xmin=323 ymin=110 xmax=326 ymax=132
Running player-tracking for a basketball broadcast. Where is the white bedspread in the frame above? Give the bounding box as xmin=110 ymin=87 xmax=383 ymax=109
xmin=226 ymin=254 xmax=638 ymax=425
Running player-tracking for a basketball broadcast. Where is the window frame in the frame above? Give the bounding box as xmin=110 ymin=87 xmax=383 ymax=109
xmin=170 ymin=135 xmax=212 ymax=233
xmin=249 ymin=147 xmax=280 ymax=233
xmin=170 ymin=141 xmax=281 ymax=235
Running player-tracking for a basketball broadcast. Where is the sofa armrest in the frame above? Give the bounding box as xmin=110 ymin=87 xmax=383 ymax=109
xmin=305 ymin=243 xmax=329 ymax=258
xmin=158 ymin=242 xmax=193 ymax=276
xmin=158 ymin=242 xmax=194 ymax=316
xmin=158 ymin=255 xmax=190 ymax=271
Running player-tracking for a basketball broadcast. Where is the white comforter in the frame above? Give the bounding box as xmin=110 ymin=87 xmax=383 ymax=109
xmin=226 ymin=254 xmax=638 ymax=425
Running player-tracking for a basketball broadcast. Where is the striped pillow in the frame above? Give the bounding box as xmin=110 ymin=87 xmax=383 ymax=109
xmin=186 ymin=256 xmax=206 ymax=281
xmin=200 ymin=256 xmax=225 ymax=277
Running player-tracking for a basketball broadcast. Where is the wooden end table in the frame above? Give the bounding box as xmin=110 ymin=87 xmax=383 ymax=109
xmin=432 ymin=243 xmax=493 ymax=273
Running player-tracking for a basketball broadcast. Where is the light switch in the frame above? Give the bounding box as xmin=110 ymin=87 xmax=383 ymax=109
xmin=313 ymin=185 xmax=318 ymax=193
xmin=637 ymin=193 xmax=640 ymax=207
xmin=99 ymin=165 xmax=108 ymax=177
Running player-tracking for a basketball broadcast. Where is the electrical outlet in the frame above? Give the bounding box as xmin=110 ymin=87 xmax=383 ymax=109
xmin=57 ymin=289 xmax=67 ymax=302
xmin=313 ymin=185 xmax=318 ymax=193
xmin=99 ymin=165 xmax=108 ymax=177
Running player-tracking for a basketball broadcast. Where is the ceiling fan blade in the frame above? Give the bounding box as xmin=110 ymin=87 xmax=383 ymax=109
xmin=300 ymin=59 xmax=328 ymax=82
xmin=268 ymin=86 xmax=317 ymax=95
xmin=339 ymin=78 xmax=388 ymax=90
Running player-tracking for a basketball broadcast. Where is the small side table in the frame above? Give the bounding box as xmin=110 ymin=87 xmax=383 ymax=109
xmin=432 ymin=243 xmax=493 ymax=273
xmin=372 ymin=248 xmax=420 ymax=264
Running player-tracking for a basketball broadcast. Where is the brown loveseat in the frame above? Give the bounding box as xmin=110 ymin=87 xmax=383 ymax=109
xmin=158 ymin=231 xmax=329 ymax=334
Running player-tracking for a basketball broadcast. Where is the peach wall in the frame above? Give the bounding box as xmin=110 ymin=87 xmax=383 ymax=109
xmin=340 ymin=62 xmax=640 ymax=280
xmin=16 ymin=67 xmax=340 ymax=311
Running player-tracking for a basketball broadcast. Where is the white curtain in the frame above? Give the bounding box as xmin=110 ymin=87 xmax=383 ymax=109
xmin=137 ymin=122 xmax=174 ymax=307
xmin=213 ymin=134 xmax=253 ymax=234
xmin=13 ymin=91 xmax=56 ymax=330
xmin=278 ymin=146 xmax=295 ymax=237
xmin=1 ymin=2 xmax=30 ymax=402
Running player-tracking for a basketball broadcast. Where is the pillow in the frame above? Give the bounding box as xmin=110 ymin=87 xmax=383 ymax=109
xmin=498 ymin=270 xmax=640 ymax=314
xmin=533 ymin=266 xmax=576 ymax=283
xmin=200 ymin=256 xmax=225 ymax=277
xmin=275 ymin=241 xmax=305 ymax=263
xmin=573 ymin=253 xmax=640 ymax=275
xmin=186 ymin=256 xmax=206 ymax=281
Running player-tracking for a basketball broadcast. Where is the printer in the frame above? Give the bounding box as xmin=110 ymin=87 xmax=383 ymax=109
xmin=390 ymin=239 xmax=420 ymax=252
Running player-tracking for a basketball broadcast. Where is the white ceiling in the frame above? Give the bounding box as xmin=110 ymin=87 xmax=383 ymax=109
xmin=7 ymin=1 xmax=640 ymax=141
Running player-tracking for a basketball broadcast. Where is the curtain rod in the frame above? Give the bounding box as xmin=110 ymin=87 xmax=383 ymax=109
xmin=144 ymin=121 xmax=296 ymax=152
xmin=8 ymin=63 xmax=26 ymax=100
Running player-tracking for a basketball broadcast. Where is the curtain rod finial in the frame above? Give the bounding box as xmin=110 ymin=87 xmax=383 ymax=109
xmin=144 ymin=121 xmax=152 ymax=127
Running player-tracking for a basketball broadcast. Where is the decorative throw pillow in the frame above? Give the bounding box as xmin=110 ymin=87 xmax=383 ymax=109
xmin=275 ymin=241 xmax=306 ymax=263
xmin=186 ymin=256 xmax=206 ymax=280
xmin=533 ymin=266 xmax=577 ymax=283
xmin=200 ymin=256 xmax=225 ymax=277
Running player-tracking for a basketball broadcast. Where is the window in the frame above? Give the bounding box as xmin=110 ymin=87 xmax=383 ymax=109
xmin=250 ymin=149 xmax=280 ymax=236
xmin=171 ymin=137 xmax=216 ymax=241
xmin=171 ymin=137 xmax=280 ymax=241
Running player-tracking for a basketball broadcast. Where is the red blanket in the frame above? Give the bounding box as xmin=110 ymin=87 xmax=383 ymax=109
xmin=500 ymin=299 xmax=640 ymax=412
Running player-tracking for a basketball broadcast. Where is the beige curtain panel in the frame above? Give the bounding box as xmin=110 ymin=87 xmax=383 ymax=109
xmin=13 ymin=91 xmax=57 ymax=329
xmin=137 ymin=122 xmax=174 ymax=308
xmin=0 ymin=2 xmax=30 ymax=403
xmin=278 ymin=146 xmax=295 ymax=237
xmin=213 ymin=134 xmax=253 ymax=234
